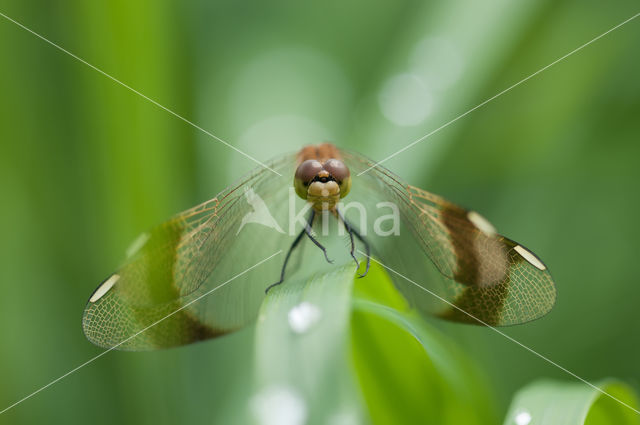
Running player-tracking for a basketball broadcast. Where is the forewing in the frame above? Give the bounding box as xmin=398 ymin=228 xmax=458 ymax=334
xmin=82 ymin=155 xmax=297 ymax=350
xmin=340 ymin=149 xmax=555 ymax=326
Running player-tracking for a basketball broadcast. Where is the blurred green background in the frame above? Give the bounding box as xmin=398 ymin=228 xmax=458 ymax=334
xmin=0 ymin=0 xmax=639 ymax=424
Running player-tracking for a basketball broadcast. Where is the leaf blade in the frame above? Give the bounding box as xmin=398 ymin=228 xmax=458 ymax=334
xmin=502 ymin=380 xmax=640 ymax=425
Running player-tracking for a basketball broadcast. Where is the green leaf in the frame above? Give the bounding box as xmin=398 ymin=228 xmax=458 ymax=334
xmin=251 ymin=264 xmax=367 ymax=425
xmin=351 ymin=263 xmax=498 ymax=425
xmin=503 ymin=380 xmax=640 ymax=425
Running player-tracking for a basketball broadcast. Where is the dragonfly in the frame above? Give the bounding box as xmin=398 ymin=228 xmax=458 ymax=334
xmin=83 ymin=143 xmax=556 ymax=350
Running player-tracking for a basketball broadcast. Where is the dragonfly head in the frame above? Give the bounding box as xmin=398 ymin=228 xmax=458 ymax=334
xmin=294 ymin=158 xmax=352 ymax=210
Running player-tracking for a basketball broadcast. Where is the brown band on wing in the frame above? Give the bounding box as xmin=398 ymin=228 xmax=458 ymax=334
xmin=438 ymin=280 xmax=509 ymax=326
xmin=438 ymin=238 xmax=529 ymax=326
xmin=153 ymin=221 xmax=184 ymax=303
xmin=437 ymin=206 xmax=511 ymax=324
xmin=113 ymin=219 xmax=228 ymax=349
xmin=144 ymin=308 xmax=229 ymax=348
xmin=440 ymin=205 xmax=480 ymax=284
xmin=297 ymin=143 xmax=342 ymax=164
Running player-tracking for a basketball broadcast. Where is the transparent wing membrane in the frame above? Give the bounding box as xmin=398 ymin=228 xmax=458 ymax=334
xmin=82 ymin=155 xmax=297 ymax=350
xmin=83 ymin=146 xmax=556 ymax=352
xmin=340 ymin=149 xmax=555 ymax=326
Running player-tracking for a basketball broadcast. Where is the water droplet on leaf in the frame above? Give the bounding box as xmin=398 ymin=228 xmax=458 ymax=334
xmin=288 ymin=302 xmax=322 ymax=334
xmin=514 ymin=409 xmax=532 ymax=425
xmin=250 ymin=385 xmax=307 ymax=425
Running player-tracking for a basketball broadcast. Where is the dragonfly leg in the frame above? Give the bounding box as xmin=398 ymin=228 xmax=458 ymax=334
xmin=266 ymin=209 xmax=333 ymax=294
xmin=336 ymin=208 xmax=370 ymax=277
xmin=265 ymin=224 xmax=307 ymax=294
xmin=335 ymin=208 xmax=360 ymax=274
xmin=303 ymin=210 xmax=333 ymax=264
xmin=354 ymin=229 xmax=371 ymax=276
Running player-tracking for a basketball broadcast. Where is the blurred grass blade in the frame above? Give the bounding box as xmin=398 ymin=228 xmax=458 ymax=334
xmin=351 ymin=263 xmax=498 ymax=425
xmin=251 ymin=265 xmax=366 ymax=425
xmin=503 ymin=380 xmax=640 ymax=425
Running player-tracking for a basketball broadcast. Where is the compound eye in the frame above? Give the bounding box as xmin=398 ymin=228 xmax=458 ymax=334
xmin=295 ymin=160 xmax=323 ymax=184
xmin=323 ymin=159 xmax=350 ymax=183
xmin=294 ymin=160 xmax=323 ymax=199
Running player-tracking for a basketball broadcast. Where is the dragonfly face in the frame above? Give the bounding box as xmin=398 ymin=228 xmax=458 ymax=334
xmin=294 ymin=154 xmax=352 ymax=211
xmin=270 ymin=149 xmax=365 ymax=293
xmin=83 ymin=142 xmax=556 ymax=351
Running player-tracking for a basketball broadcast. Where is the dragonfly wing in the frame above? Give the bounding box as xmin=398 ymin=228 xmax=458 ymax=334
xmin=83 ymin=155 xmax=298 ymax=350
xmin=340 ymin=149 xmax=556 ymax=326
